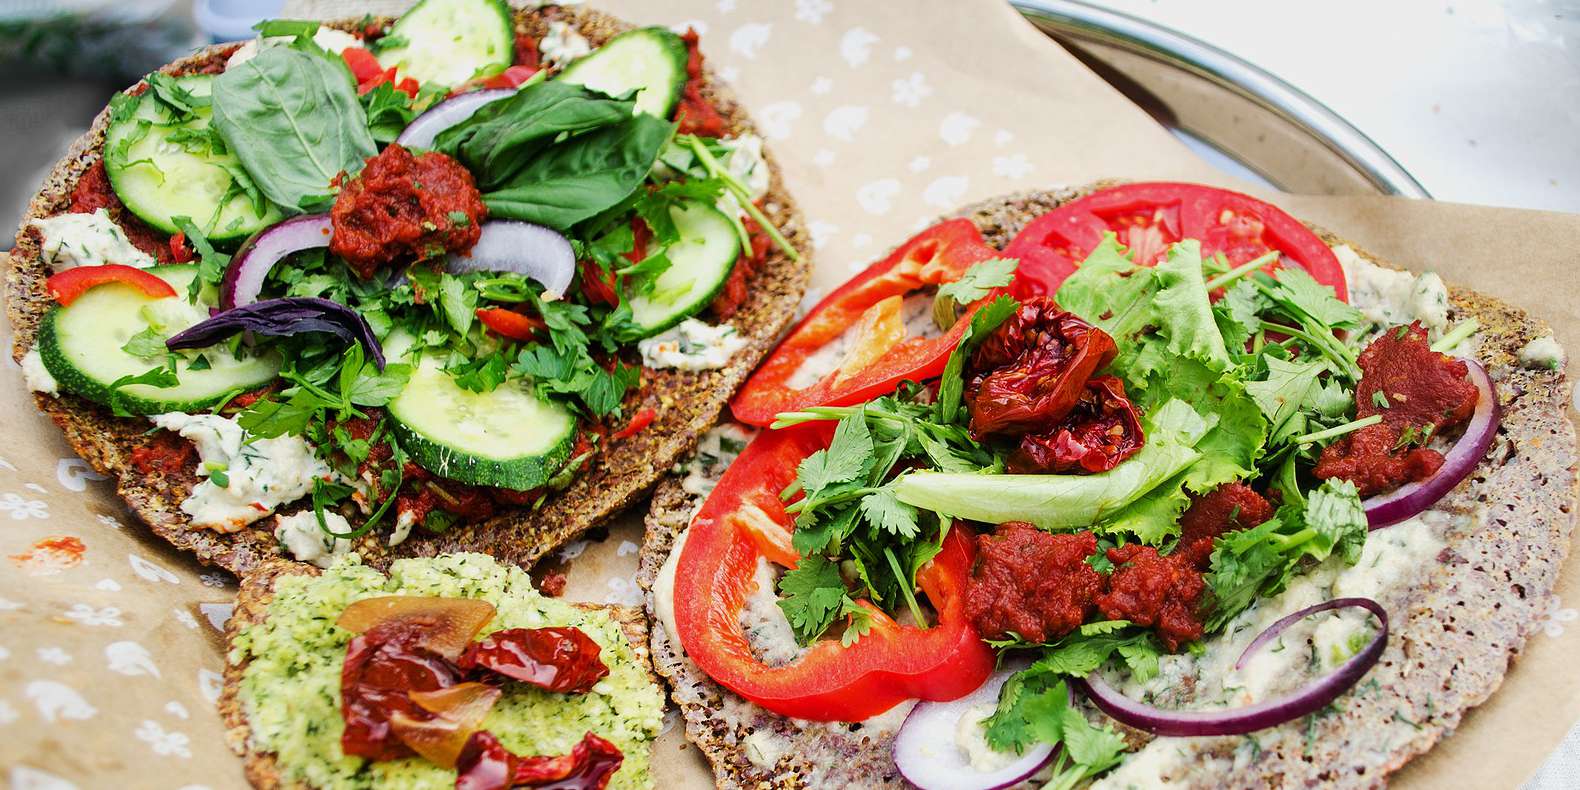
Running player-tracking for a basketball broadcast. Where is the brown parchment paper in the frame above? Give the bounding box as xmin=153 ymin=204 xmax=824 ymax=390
xmin=1 ymin=1 xmax=1576 ymax=788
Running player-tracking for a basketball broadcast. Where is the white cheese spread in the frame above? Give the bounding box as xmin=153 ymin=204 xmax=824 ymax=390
xmin=638 ymin=319 xmax=747 ymax=371
xmin=29 ymin=209 xmax=155 ymax=271
xmin=272 ymin=510 xmax=352 ymax=569
xmin=226 ymin=27 xmax=366 ymax=69
xmin=539 ymin=21 xmax=592 ymax=70
xmin=739 ymin=557 xmax=804 ymax=666
xmin=152 ymin=412 xmax=333 ymax=532
xmin=20 ymin=349 xmax=58 ymax=395
xmin=1333 ymin=244 xmax=1450 ymax=337
xmin=716 ymin=134 xmax=772 ymax=220
xmin=955 ymin=704 xmax=1018 ymax=772
xmin=679 ymin=423 xmax=756 ymax=500
xmin=1518 ymin=333 xmax=1565 ymax=370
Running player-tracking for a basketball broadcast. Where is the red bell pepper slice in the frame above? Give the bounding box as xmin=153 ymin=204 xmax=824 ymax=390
xmin=475 ymin=307 xmax=543 ymax=342
xmin=47 ymin=264 xmax=174 ymax=306
xmin=1004 ymin=182 xmax=1348 ymax=301
xmin=671 ymin=423 xmax=996 ymax=721
xmin=611 ymin=407 xmax=656 ymax=440
xmin=730 ymin=219 xmax=1001 ymax=426
xmin=479 ymin=65 xmax=538 ymax=90
xmin=341 ymin=48 xmax=385 ymax=83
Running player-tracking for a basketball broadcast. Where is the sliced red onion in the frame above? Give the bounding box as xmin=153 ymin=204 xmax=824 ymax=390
xmin=448 ymin=221 xmax=575 ymax=299
xmin=220 ymin=214 xmax=333 ymax=309
xmin=395 ymin=88 xmax=515 ymax=150
xmin=1075 ymin=597 xmax=1387 ymax=737
xmin=893 ymin=663 xmax=1055 ymax=790
xmin=167 ymin=297 xmax=384 ymax=369
xmin=1364 ymin=359 xmax=1498 ymax=528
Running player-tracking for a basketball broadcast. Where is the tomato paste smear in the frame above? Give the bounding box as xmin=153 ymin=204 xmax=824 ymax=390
xmin=1172 ymin=483 xmax=1275 ymax=570
xmin=456 ymin=730 xmax=624 ymax=790
xmin=1008 ymin=375 xmax=1144 ymax=474
xmin=330 ymin=144 xmax=486 ymax=279
xmin=709 ymin=215 xmax=773 ymax=320
xmin=130 ymin=430 xmax=198 ymax=477
xmin=1094 ymin=544 xmax=1206 ymax=652
xmin=965 ymin=523 xmax=1104 ymax=644
xmin=673 ymin=29 xmax=727 ymax=137
xmin=1314 ymin=322 xmax=1478 ymax=496
xmin=966 ymin=297 xmax=1118 ymax=439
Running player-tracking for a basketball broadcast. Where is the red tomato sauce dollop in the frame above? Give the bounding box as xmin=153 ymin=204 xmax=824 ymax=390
xmin=330 ymin=144 xmax=486 ymax=279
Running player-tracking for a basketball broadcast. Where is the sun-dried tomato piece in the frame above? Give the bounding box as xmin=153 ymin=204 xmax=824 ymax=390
xmin=459 ymin=627 xmax=608 ymax=694
xmin=966 ymin=297 xmax=1117 ymax=438
xmin=456 ymin=731 xmax=624 ymax=790
xmin=336 ymin=596 xmax=497 ymax=660
xmin=391 ymin=683 xmax=503 ymax=768
xmin=340 ymin=626 xmax=466 ymax=761
xmin=1008 ymin=376 xmax=1144 ymax=474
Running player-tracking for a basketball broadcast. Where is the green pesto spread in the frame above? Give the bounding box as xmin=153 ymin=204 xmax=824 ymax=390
xmin=230 ymin=553 xmax=665 ymax=790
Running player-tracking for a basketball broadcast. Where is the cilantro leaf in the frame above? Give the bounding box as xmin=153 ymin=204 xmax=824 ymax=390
xmin=795 ymin=414 xmax=873 ymax=497
xmin=1245 ymin=356 xmax=1325 ymax=439
xmin=775 ymin=554 xmax=848 ymax=644
xmin=170 ymin=216 xmax=231 ymax=301
xmin=859 ymin=485 xmax=919 ymax=539
xmin=1262 ymin=267 xmax=1363 ymax=329
xmin=936 ymin=258 xmax=1019 ymax=304
xmin=438 ymin=276 xmax=477 ymax=337
xmin=121 ymin=327 xmax=168 ymax=360
xmin=348 ymin=362 xmax=412 ymax=406
xmin=107 ymin=364 xmax=179 ymax=416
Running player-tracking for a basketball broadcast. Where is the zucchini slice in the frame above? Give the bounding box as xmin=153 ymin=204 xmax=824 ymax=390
xmin=37 ymin=265 xmax=281 ymax=414
xmin=558 ymin=27 xmax=689 ymax=118
xmin=103 ymin=75 xmax=281 ymax=242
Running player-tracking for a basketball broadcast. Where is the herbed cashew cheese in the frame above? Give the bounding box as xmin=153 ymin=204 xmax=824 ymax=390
xmin=152 ymin=412 xmax=333 ymax=532
xmin=226 ymin=27 xmax=367 ymax=69
xmin=273 ymin=510 xmax=352 ymax=569
xmin=29 ymin=209 xmax=156 ymax=271
xmin=1519 ymin=333 xmax=1565 ymax=370
xmin=20 ymin=349 xmax=59 ymax=395
xmin=1333 ymin=244 xmax=1450 ymax=337
xmin=539 ymin=21 xmax=593 ymax=69
xmin=717 ymin=134 xmax=771 ymax=221
xmin=638 ymin=318 xmax=747 ymax=371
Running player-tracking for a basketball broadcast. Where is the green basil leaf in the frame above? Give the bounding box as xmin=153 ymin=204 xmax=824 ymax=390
xmin=435 ymin=80 xmax=637 ymax=190
xmin=482 ymin=114 xmax=673 ymax=230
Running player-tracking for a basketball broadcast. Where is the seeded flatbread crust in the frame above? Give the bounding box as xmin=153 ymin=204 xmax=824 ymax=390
xmin=4 ymin=5 xmax=810 ymax=575
xmin=636 ymin=183 xmax=1579 ymax=789
xmin=220 ymin=557 xmax=660 ymax=790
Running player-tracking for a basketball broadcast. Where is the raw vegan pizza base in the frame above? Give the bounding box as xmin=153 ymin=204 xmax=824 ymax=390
xmin=4 ymin=5 xmax=811 ymax=575
xmin=218 ymin=558 xmax=662 ymax=790
xmin=636 ymin=183 xmax=1579 ymax=789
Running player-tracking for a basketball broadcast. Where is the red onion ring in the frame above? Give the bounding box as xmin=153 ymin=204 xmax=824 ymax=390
xmin=395 ymin=88 xmax=515 ymax=150
xmin=220 ymin=215 xmax=333 ymax=309
xmin=1075 ymin=597 xmax=1387 ymax=737
xmin=1363 ymin=358 xmax=1498 ymax=528
xmin=448 ymin=220 xmax=575 ymax=300
xmin=892 ymin=661 xmax=1057 ymax=790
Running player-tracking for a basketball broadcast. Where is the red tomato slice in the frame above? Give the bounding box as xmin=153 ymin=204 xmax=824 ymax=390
xmin=730 ymin=219 xmax=1000 ymax=427
xmin=47 ymin=264 xmax=175 ymax=305
xmin=1004 ymin=182 xmax=1347 ymax=302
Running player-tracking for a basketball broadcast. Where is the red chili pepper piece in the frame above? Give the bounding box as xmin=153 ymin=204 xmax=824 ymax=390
xmin=612 ymin=407 xmax=656 ymax=440
xmin=458 ymin=627 xmax=609 ymax=694
xmin=341 ymin=625 xmax=466 ymax=761
xmin=456 ymin=731 xmax=624 ymax=790
xmin=1008 ymin=375 xmax=1144 ymax=474
xmin=168 ymin=232 xmax=193 ymax=263
xmin=966 ymin=296 xmax=1117 ymax=438
xmin=46 ymin=264 xmax=176 ymax=305
xmin=476 ymin=307 xmax=545 ymax=342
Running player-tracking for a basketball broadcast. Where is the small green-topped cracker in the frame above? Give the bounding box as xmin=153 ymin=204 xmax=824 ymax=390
xmin=223 ymin=553 xmax=664 ymax=790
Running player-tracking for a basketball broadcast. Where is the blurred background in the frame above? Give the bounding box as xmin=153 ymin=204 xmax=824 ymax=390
xmin=0 ymin=0 xmax=1576 ymax=230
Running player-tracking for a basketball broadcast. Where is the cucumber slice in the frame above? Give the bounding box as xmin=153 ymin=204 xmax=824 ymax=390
xmin=627 ymin=200 xmax=741 ymax=337
xmin=558 ymin=27 xmax=688 ymax=118
xmin=37 ymin=265 xmax=281 ymax=414
xmin=103 ymin=75 xmax=281 ymax=242
xmin=376 ymin=0 xmax=514 ymax=87
xmin=387 ymin=351 xmax=576 ymax=491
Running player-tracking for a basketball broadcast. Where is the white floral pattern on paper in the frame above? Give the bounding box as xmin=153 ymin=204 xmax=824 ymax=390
xmin=891 ymin=72 xmax=932 ymax=107
xmin=855 ymin=178 xmax=901 ymax=215
xmin=810 ymin=76 xmax=833 ymax=95
xmin=106 ymin=641 xmax=160 ymax=678
xmin=128 ymin=554 xmax=179 ymax=585
xmin=134 ymin=719 xmax=191 ymax=758
xmin=756 ymin=100 xmax=802 ymax=140
xmin=604 ymin=577 xmax=642 ymax=607
xmin=0 ymin=493 xmax=49 ymax=520
xmin=63 ymin=604 xmax=123 ymax=627
xmin=54 ymin=459 xmax=106 ymax=493
xmin=94 ymin=579 xmax=121 ymax=592
xmin=36 ymin=647 xmax=71 ymax=666
xmin=893 ymin=46 xmax=913 ymax=62
xmin=822 ymin=105 xmax=868 ymax=141
xmin=164 ymin=701 xmax=189 ymax=720
xmin=794 ymin=0 xmax=832 ymax=23
xmin=1537 ymin=598 xmax=1579 ymax=637
xmin=715 ymin=0 xmax=735 ymax=13
xmin=172 ymin=608 xmax=198 ymax=630
xmin=992 ymin=153 xmax=1033 ymax=179
xmin=198 ymin=669 xmax=223 ymax=704
xmin=812 ymin=149 xmax=836 ymax=167
xmin=557 ymin=540 xmax=590 ymax=562
xmin=939 ymin=112 xmax=980 ymax=145
xmin=729 ymin=23 xmax=771 ymax=59
xmin=0 ymin=599 xmax=21 ymax=611
xmin=994 ymin=129 xmax=1015 ymax=147
xmin=199 ymin=573 xmax=228 ymax=589
xmin=908 ymin=155 xmax=932 ymax=173
xmin=24 ymin=681 xmax=96 ymax=722
xmin=95 ymin=513 xmax=122 ymax=529
xmin=807 ymin=220 xmax=840 ymax=250
xmin=922 ymin=175 xmax=969 ymax=207
xmin=839 ymin=27 xmax=878 ymax=66
xmin=0 ymin=701 xmax=17 ymax=725
xmin=9 ymin=766 xmax=78 ymax=790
